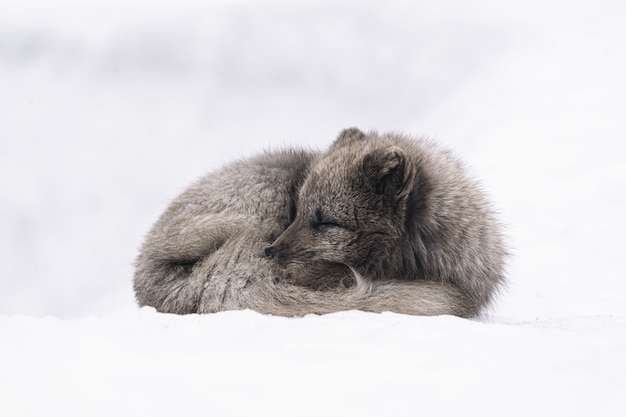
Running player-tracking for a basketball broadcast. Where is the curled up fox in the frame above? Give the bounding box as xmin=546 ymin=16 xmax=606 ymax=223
xmin=134 ymin=128 xmax=507 ymax=317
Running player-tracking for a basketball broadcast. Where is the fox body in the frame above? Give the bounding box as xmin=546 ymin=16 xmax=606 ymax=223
xmin=134 ymin=128 xmax=506 ymax=317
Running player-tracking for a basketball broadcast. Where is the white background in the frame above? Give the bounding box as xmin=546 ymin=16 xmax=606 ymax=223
xmin=1 ymin=1 xmax=625 ymax=415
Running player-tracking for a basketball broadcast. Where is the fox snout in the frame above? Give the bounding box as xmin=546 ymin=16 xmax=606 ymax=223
xmin=264 ymin=235 xmax=289 ymax=260
xmin=264 ymin=223 xmax=300 ymax=261
xmin=264 ymin=246 xmax=276 ymax=258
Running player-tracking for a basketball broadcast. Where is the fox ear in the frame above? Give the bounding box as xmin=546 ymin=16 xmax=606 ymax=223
xmin=332 ymin=127 xmax=366 ymax=148
xmin=362 ymin=147 xmax=413 ymax=197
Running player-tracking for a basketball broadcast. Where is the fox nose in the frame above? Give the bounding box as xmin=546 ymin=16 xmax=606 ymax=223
xmin=264 ymin=246 xmax=276 ymax=258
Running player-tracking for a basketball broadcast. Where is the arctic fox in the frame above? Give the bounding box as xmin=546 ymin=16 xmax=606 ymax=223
xmin=134 ymin=128 xmax=506 ymax=317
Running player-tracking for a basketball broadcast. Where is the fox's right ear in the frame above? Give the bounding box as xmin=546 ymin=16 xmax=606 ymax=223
xmin=332 ymin=127 xmax=366 ymax=148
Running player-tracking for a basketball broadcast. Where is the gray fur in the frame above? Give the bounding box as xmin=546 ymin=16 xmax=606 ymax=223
xmin=134 ymin=128 xmax=506 ymax=318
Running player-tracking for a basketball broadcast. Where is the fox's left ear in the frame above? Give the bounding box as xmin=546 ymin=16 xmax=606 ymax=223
xmin=332 ymin=127 xmax=366 ymax=149
xmin=362 ymin=147 xmax=414 ymax=198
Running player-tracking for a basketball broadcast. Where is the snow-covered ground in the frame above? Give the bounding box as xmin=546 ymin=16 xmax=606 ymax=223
xmin=1 ymin=0 xmax=625 ymax=415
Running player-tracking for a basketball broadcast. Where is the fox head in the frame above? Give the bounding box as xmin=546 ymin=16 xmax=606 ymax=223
xmin=265 ymin=128 xmax=418 ymax=276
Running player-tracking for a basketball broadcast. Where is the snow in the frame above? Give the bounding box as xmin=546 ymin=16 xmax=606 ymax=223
xmin=1 ymin=310 xmax=625 ymax=416
xmin=1 ymin=0 xmax=625 ymax=415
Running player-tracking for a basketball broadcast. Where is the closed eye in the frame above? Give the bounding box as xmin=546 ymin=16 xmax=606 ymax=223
xmin=311 ymin=208 xmax=345 ymax=230
xmin=310 ymin=220 xmax=341 ymax=229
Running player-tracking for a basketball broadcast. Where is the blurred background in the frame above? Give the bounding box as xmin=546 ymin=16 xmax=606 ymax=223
xmin=1 ymin=0 xmax=625 ymax=318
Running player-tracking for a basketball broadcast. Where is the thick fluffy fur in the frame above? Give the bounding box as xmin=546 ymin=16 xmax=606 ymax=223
xmin=134 ymin=128 xmax=506 ymax=317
